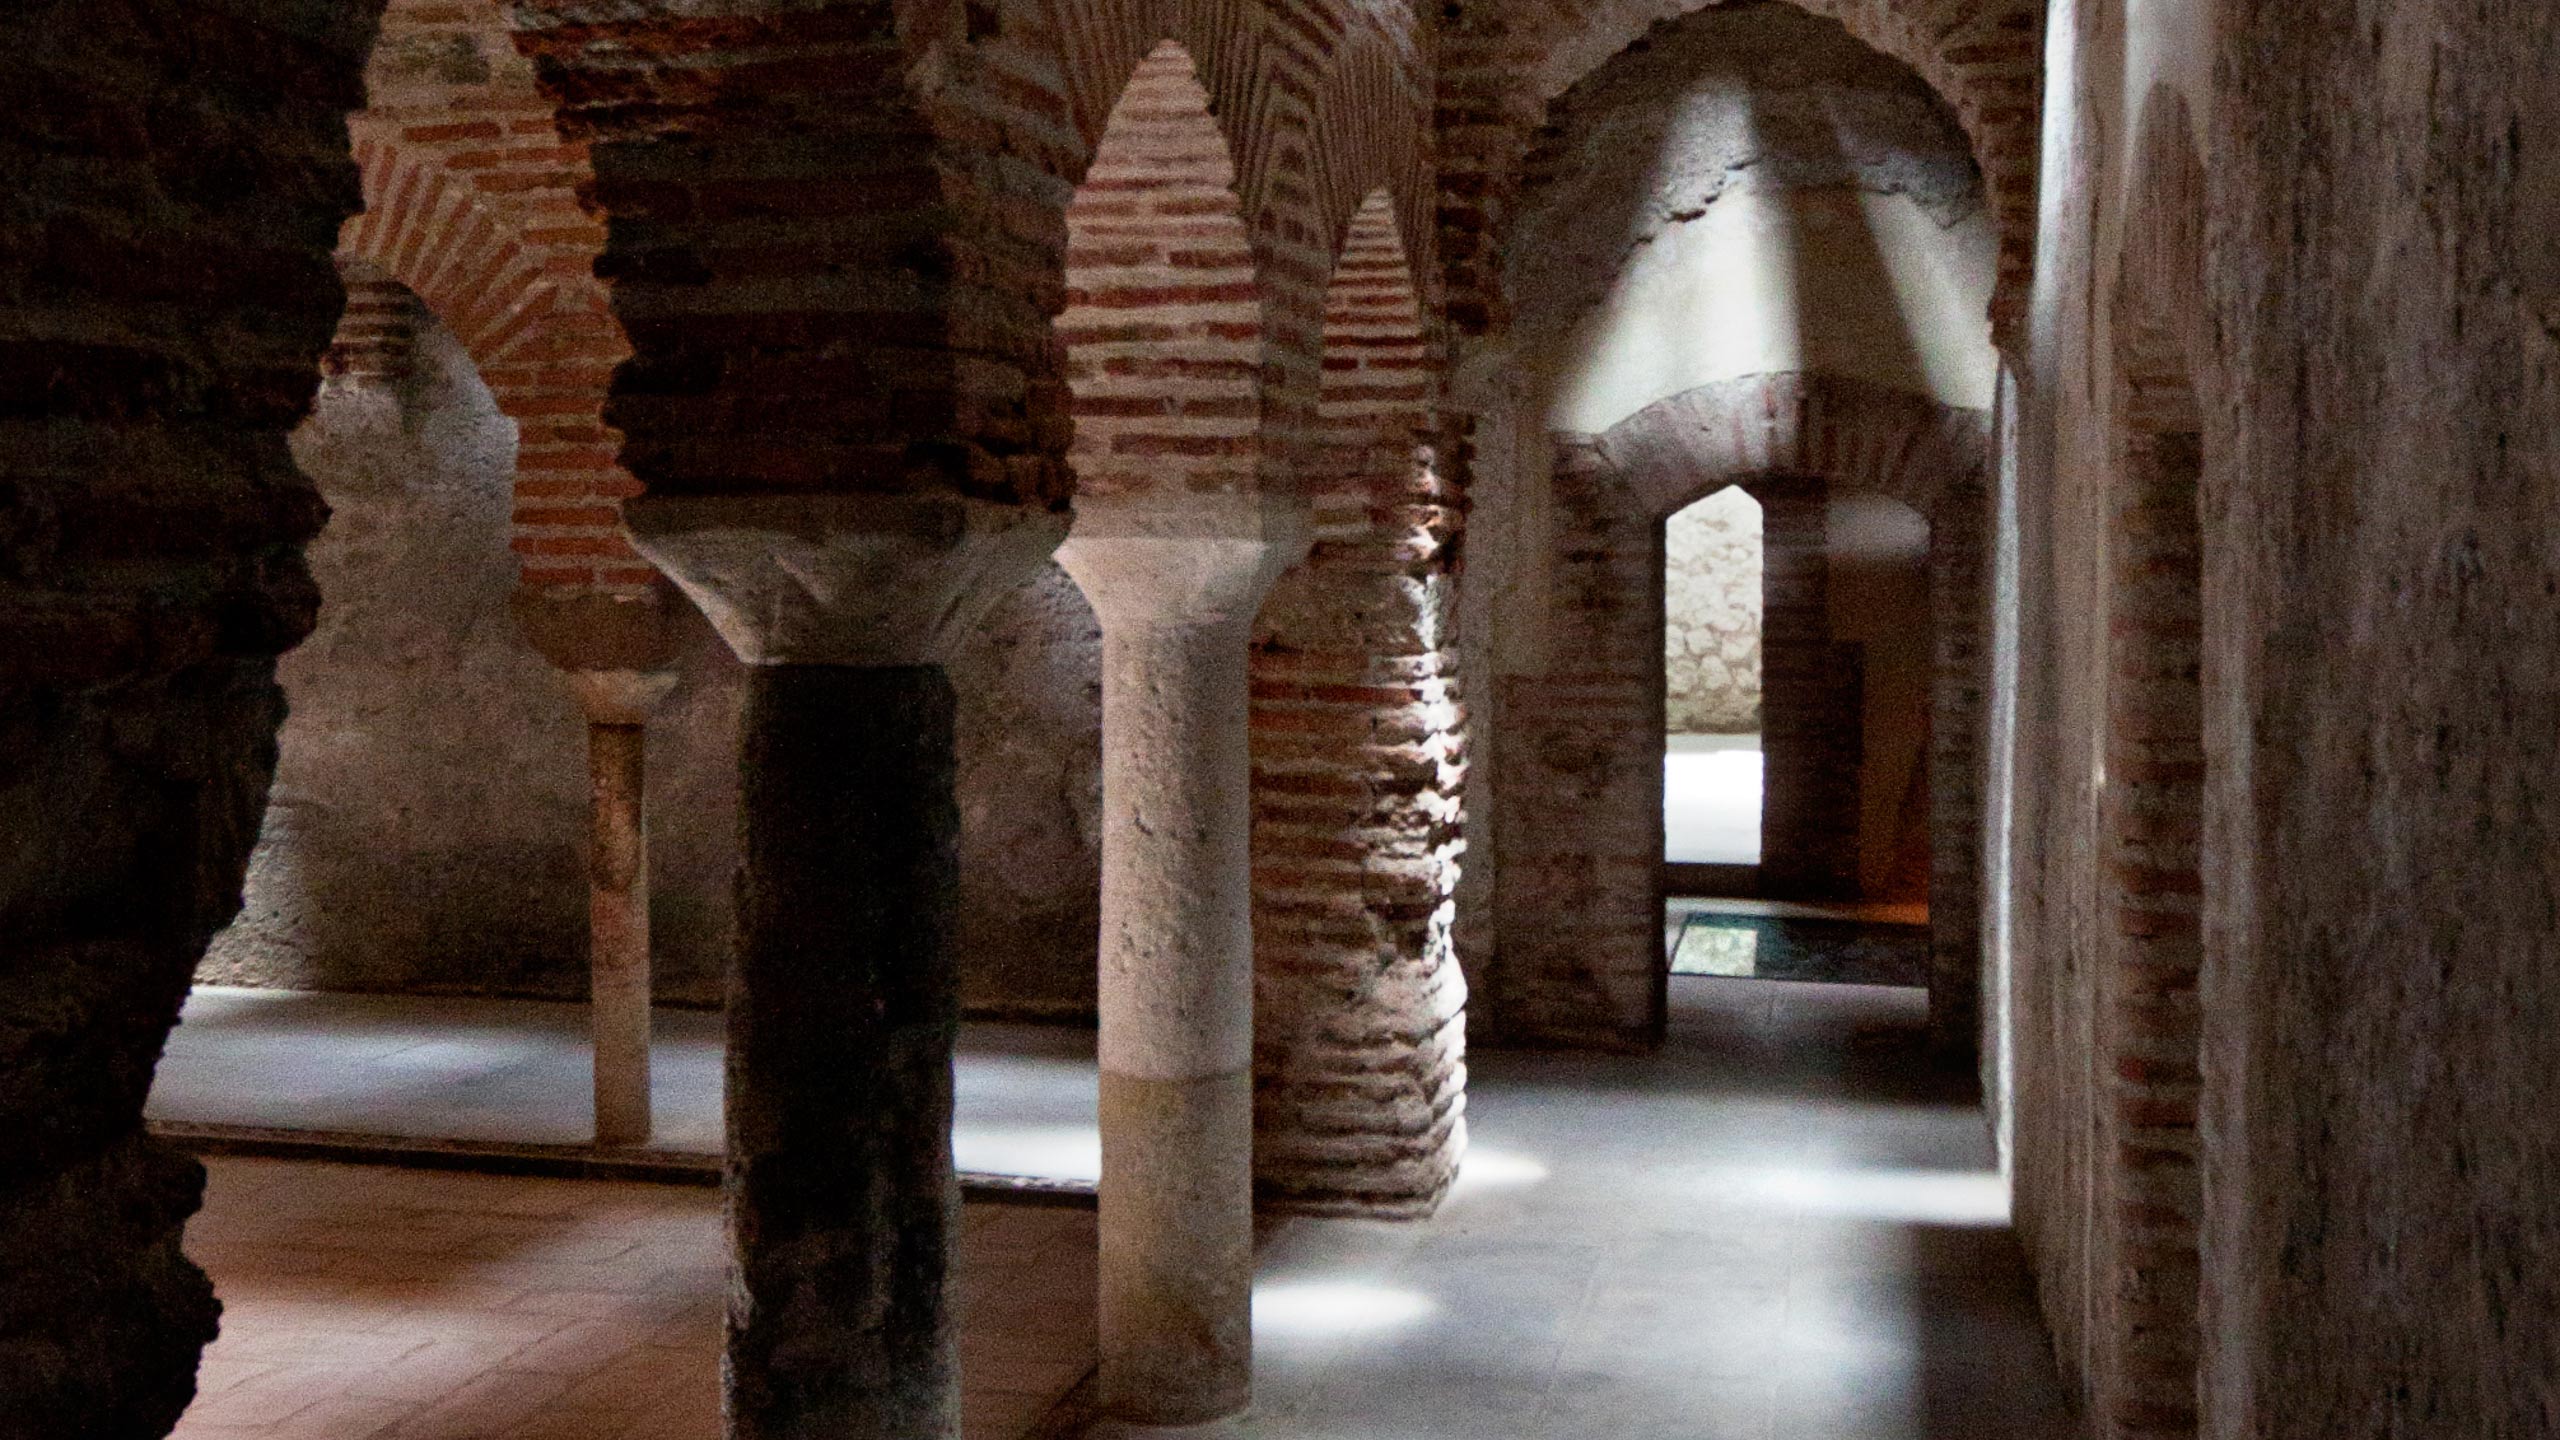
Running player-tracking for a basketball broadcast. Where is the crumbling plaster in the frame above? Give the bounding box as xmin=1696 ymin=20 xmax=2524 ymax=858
xmin=201 ymin=317 xmax=1105 ymax=1016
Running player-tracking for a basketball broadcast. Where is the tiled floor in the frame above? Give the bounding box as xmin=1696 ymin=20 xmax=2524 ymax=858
xmin=175 ymin=1158 xmax=1094 ymax=1440
xmin=158 ymin=979 xmax=2073 ymax=1439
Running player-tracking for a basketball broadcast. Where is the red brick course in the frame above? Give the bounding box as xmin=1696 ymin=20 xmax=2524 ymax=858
xmin=344 ymin=0 xmax=648 ymax=595
xmin=1251 ymin=191 xmax=1468 ymax=1215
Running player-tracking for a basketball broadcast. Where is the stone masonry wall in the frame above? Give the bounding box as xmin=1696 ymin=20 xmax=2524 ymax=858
xmin=198 ymin=315 xmax=745 ymax=1006
xmin=2000 ymin=1 xmax=2560 ymax=1433
xmin=199 ymin=300 xmax=1105 ymax=1015
xmin=1663 ymin=488 xmax=1762 ymax=735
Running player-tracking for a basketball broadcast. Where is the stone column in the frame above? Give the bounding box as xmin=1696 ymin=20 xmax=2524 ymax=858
xmin=515 ymin=591 xmax=680 ymax=1148
xmin=566 ymin=669 xmax=678 ymax=1145
xmin=624 ymin=494 xmax=1067 ymax=1440
xmin=1058 ymin=494 xmax=1312 ymax=1427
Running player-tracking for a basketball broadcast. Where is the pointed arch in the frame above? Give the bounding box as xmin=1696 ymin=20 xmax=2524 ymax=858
xmin=1251 ymin=190 xmax=1466 ymax=1215
xmin=1490 ymin=372 xmax=1989 ymax=1049
xmin=1060 ymin=39 xmax=1264 ymax=500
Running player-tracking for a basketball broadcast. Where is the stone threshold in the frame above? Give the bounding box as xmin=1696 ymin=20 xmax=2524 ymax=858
xmin=152 ymin=1120 xmax=1099 ymax=1208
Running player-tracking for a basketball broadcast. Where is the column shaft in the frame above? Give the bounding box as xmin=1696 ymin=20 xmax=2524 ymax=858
xmin=728 ymin=665 xmax=962 ymax=1440
xmin=1095 ymin=617 xmax=1258 ymax=1425
xmin=588 ymin=720 xmax=652 ymax=1146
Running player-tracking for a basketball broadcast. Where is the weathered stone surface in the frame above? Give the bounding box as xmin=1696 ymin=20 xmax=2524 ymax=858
xmin=1664 ymin=488 xmax=1764 ymax=735
xmin=198 ymin=328 xmax=742 ymax=1005
xmin=728 ymin=665 xmax=964 ymax=1440
xmin=1061 ymin=492 xmax=1310 ymax=1425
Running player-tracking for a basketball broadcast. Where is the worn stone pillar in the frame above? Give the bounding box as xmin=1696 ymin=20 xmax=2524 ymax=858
xmin=566 ymin=670 xmax=677 ymax=1145
xmin=1058 ymin=494 xmax=1311 ymax=1427
xmin=515 ymin=591 xmax=680 ymax=1148
xmin=624 ymin=495 xmax=1066 ymax=1440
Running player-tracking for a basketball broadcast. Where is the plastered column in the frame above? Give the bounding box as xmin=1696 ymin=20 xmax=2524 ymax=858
xmin=625 ymin=494 xmax=1067 ymax=1440
xmin=1058 ymin=494 xmax=1311 ymax=1427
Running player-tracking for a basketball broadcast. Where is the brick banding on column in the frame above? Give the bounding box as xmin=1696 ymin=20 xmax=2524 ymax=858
xmin=1252 ymin=189 xmax=1468 ymax=1217
xmin=1491 ymin=372 xmax=1990 ymax=1049
xmin=322 ymin=260 xmax=422 ymax=388
xmin=2086 ymin=87 xmax=2211 ymax=1440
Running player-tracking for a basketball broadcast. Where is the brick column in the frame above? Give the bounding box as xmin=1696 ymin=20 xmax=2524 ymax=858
xmin=1058 ymin=493 xmax=1310 ymax=1427
xmin=0 ymin=2 xmax=377 ymax=1432
xmin=1485 ymin=439 xmax=1666 ymax=1048
xmin=625 ymin=495 xmax=1065 ymax=1440
xmin=2097 ymin=425 xmax=2204 ymax=1440
xmin=1756 ymin=477 xmax=1863 ymax=901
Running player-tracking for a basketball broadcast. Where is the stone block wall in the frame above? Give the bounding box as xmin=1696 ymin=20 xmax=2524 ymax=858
xmin=1663 ymin=487 xmax=1762 ymax=735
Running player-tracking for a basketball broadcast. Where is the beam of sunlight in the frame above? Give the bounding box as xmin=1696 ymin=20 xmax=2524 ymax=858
xmin=1452 ymin=1145 xmax=1550 ymax=1191
xmin=953 ymin=1125 xmax=1102 ymax=1184
xmin=1664 ymin=738 xmax=1764 ymax=864
xmin=1734 ymin=1165 xmax=2011 ymax=1226
xmin=1253 ymin=1281 xmax=1438 ymax=1339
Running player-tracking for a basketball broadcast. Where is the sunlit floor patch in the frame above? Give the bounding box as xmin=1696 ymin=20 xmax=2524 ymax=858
xmin=1253 ymin=1281 xmax=1438 ymax=1339
xmin=1450 ymin=1144 xmax=1550 ymax=1191
xmin=1734 ymin=1164 xmax=2012 ymax=1226
xmin=1671 ymin=921 xmax=1762 ymax=975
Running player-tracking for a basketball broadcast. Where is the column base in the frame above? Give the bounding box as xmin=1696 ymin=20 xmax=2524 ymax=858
xmin=1099 ymin=1068 xmax=1254 ymax=1427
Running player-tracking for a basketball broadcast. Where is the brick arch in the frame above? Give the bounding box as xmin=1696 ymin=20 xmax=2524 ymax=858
xmin=1051 ymin=1 xmax=1277 ymax=219
xmin=1439 ymin=0 xmax=2041 ymax=352
xmin=2085 ymin=83 xmax=2211 ymax=1440
xmin=1307 ymin=30 xmax=1437 ymax=304
xmin=1251 ymin=189 xmax=1468 ymax=1216
xmin=508 ymin=0 xmax=1433 ymax=521
xmin=1488 ymin=371 xmax=1991 ymax=1050
xmin=1594 ymin=372 xmax=1990 ymax=526
xmin=1061 ymin=38 xmax=1265 ymax=499
xmin=342 ymin=0 xmax=647 ymax=600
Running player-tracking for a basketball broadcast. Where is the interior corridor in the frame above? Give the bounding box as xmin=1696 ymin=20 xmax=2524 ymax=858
xmin=157 ymin=979 xmax=2063 ymax=1440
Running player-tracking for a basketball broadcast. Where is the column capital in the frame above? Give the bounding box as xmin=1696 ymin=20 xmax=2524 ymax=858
xmin=624 ymin=494 xmax=1068 ymax=666
xmin=1056 ymin=492 xmax=1313 ymax=631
